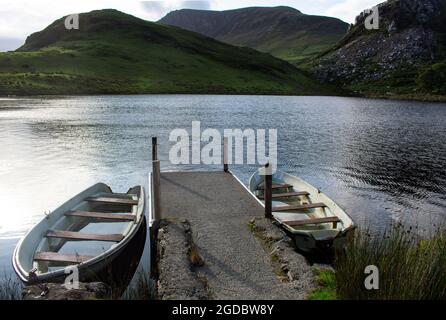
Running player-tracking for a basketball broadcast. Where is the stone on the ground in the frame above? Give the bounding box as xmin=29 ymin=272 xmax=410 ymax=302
xmin=251 ymin=217 xmax=315 ymax=295
xmin=156 ymin=219 xmax=208 ymax=300
xmin=22 ymin=282 xmax=111 ymax=300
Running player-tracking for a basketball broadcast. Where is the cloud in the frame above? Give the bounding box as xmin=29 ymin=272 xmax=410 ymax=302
xmin=0 ymin=0 xmax=383 ymax=52
xmin=0 ymin=37 xmax=24 ymax=52
xmin=0 ymin=0 xmax=146 ymax=51
xmin=323 ymin=0 xmax=380 ymax=23
xmin=141 ymin=0 xmax=212 ymax=19
xmin=142 ymin=1 xmax=211 ymax=11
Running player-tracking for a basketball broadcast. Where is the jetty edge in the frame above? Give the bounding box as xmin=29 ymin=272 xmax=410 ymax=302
xmin=148 ymin=138 xmax=315 ymax=300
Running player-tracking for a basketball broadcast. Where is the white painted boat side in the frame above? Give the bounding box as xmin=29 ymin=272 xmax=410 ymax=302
xmin=249 ymin=169 xmax=355 ymax=251
xmin=12 ymin=183 xmax=145 ymax=283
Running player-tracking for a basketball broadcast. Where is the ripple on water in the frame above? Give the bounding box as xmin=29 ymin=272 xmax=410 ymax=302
xmin=0 ymin=95 xmax=445 ymax=274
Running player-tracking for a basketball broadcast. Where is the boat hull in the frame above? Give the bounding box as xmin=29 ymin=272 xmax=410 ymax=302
xmin=17 ymin=216 xmax=147 ymax=287
xmin=285 ymin=225 xmax=355 ymax=253
xmin=12 ymin=184 xmax=147 ymax=289
xmin=249 ymin=170 xmax=356 ymax=253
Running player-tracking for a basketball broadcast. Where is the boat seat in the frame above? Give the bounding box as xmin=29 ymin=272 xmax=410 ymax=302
xmin=112 ymin=193 xmax=138 ymax=198
xmin=65 ymin=210 xmax=136 ymax=222
xmin=258 ymin=191 xmax=309 ymax=200
xmin=257 ymin=183 xmax=292 ymax=190
xmin=280 ymin=217 xmax=341 ymax=228
xmin=273 ymin=203 xmax=327 ymax=212
xmin=85 ymin=196 xmax=138 ymax=206
xmin=45 ymin=230 xmax=124 ymax=242
xmin=34 ymin=252 xmax=94 ymax=264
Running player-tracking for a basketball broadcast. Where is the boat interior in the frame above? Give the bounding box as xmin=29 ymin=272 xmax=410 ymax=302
xmin=19 ymin=185 xmax=141 ymax=276
xmin=254 ymin=179 xmax=343 ymax=236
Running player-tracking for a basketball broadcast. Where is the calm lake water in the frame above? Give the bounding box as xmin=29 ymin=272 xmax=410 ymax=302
xmin=1 ymin=95 xmax=446 ymax=279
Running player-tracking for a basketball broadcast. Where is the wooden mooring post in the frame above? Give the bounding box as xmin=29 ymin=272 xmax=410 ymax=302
xmin=224 ymin=136 xmax=229 ymax=172
xmin=264 ymin=163 xmax=273 ymax=219
xmin=152 ymin=137 xmax=162 ymax=224
xmin=152 ymin=137 xmax=158 ymax=162
xmin=150 ymin=137 xmax=161 ymax=279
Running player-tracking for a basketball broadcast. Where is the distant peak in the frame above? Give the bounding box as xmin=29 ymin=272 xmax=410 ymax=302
xmin=272 ymin=6 xmax=302 ymax=13
xmin=225 ymin=6 xmax=302 ymax=13
xmin=166 ymin=6 xmax=302 ymax=15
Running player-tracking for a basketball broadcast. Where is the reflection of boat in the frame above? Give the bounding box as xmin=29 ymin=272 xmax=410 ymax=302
xmin=249 ymin=170 xmax=355 ymax=252
xmin=13 ymin=183 xmax=146 ymax=285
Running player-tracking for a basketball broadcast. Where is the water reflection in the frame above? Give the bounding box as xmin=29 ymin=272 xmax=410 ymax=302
xmin=1 ymin=95 xmax=446 ymax=278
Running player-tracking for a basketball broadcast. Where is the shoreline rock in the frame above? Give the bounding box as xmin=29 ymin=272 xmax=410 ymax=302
xmin=249 ymin=217 xmax=315 ymax=296
xmin=156 ymin=219 xmax=209 ymax=300
xmin=154 ymin=217 xmax=316 ymax=300
xmin=22 ymin=282 xmax=111 ymax=300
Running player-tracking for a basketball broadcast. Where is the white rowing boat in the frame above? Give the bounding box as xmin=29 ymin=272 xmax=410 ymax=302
xmin=12 ymin=183 xmax=146 ymax=284
xmin=249 ymin=170 xmax=355 ymax=252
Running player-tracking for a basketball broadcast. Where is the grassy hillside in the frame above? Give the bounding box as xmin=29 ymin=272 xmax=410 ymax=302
xmin=159 ymin=7 xmax=349 ymax=64
xmin=0 ymin=9 xmax=330 ymax=96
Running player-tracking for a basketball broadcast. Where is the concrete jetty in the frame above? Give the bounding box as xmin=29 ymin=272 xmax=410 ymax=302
xmin=152 ymin=170 xmax=314 ymax=300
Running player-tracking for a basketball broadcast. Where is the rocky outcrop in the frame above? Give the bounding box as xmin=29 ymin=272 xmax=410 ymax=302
xmin=155 ymin=217 xmax=316 ymax=300
xmin=22 ymin=282 xmax=111 ymax=300
xmin=312 ymin=0 xmax=446 ymax=95
xmin=314 ymin=27 xmax=435 ymax=83
xmin=249 ymin=218 xmax=315 ymax=297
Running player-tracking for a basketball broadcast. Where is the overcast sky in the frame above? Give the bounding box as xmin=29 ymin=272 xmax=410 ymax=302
xmin=0 ymin=0 xmax=381 ymax=51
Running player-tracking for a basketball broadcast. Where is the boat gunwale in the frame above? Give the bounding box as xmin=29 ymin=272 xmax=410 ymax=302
xmin=248 ymin=169 xmax=356 ymax=239
xmin=12 ymin=184 xmax=145 ymax=284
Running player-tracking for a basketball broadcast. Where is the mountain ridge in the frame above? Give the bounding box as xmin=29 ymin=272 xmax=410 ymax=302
xmin=159 ymin=6 xmax=349 ymax=64
xmin=0 ymin=9 xmax=330 ymax=96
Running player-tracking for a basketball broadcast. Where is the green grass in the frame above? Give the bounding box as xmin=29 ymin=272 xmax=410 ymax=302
xmin=417 ymin=61 xmax=446 ymax=94
xmin=334 ymin=225 xmax=446 ymax=300
xmin=305 ymin=56 xmax=446 ymax=101
xmin=250 ymin=33 xmax=345 ymax=65
xmin=342 ymin=62 xmax=431 ymax=97
xmin=308 ymin=226 xmax=446 ymax=300
xmin=0 ymin=9 xmax=331 ymax=96
xmin=265 ymin=36 xmax=346 ymax=65
xmin=159 ymin=7 xmax=348 ymax=66
xmin=308 ymin=268 xmax=337 ymax=300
